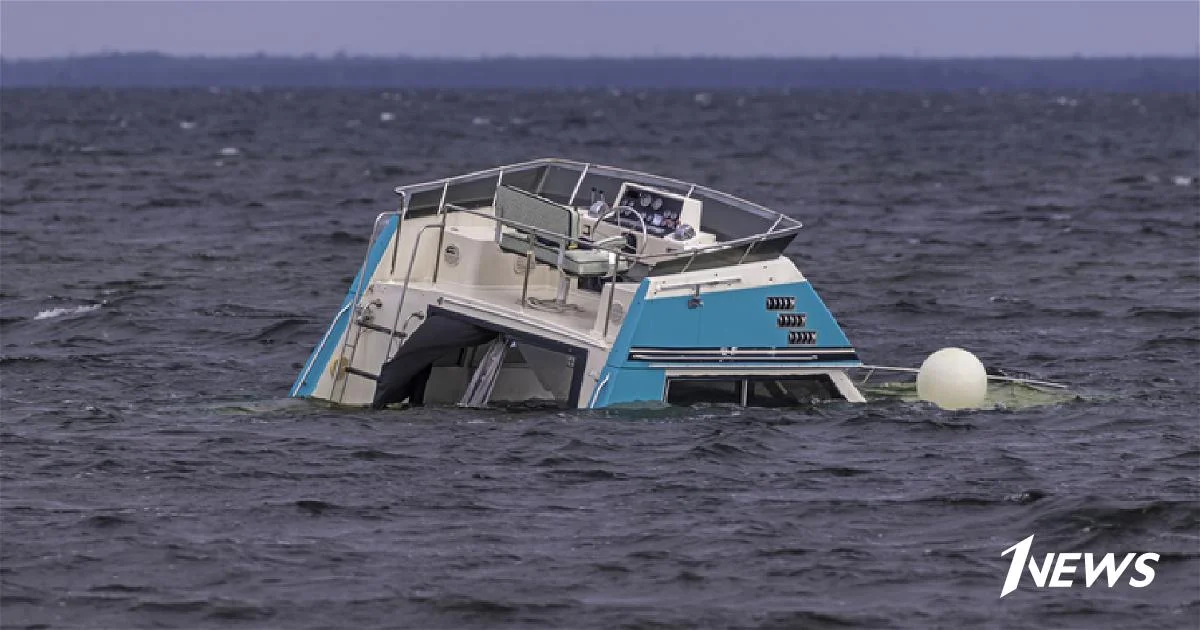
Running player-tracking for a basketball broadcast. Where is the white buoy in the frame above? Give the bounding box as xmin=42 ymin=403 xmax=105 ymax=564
xmin=917 ymin=347 xmax=988 ymax=410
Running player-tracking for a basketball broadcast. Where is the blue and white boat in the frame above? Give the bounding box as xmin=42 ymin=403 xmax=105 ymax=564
xmin=291 ymin=158 xmax=869 ymax=409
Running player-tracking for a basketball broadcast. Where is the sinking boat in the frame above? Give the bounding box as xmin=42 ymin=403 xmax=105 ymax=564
xmin=291 ymin=159 xmax=1055 ymax=410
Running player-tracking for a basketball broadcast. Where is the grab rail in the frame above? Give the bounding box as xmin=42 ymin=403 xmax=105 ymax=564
xmin=332 ymin=210 xmax=400 ymax=403
xmin=447 ymin=203 xmax=800 ymax=267
xmin=430 ymin=183 xmax=451 ymax=284
xmin=383 ymin=223 xmax=446 ymax=362
xmin=393 ymin=158 xmax=802 ymax=228
xmin=738 ymin=214 xmax=785 ymax=265
xmin=388 ymin=190 xmax=411 ymax=274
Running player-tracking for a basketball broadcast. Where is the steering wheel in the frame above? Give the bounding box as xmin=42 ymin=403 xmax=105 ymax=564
xmin=596 ymin=205 xmax=648 ymax=255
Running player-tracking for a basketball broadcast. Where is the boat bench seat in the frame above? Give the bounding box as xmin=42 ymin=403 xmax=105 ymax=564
xmin=494 ymin=184 xmax=628 ymax=277
xmin=499 ymin=232 xmax=624 ymax=276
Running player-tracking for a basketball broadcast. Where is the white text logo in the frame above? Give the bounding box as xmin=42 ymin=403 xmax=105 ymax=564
xmin=1000 ymin=535 xmax=1159 ymax=598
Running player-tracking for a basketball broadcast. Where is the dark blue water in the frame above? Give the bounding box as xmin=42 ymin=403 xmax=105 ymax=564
xmin=2 ymin=89 xmax=1198 ymax=629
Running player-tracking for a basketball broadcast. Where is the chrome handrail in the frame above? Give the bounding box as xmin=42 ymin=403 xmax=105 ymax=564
xmin=384 ymin=223 xmax=446 ymax=362
xmin=332 ymin=210 xmax=397 ymax=403
xmin=738 ymin=214 xmax=785 ymax=265
xmin=394 ymin=158 xmax=802 ymax=228
xmin=448 ymin=203 xmax=801 ymax=267
xmin=429 ymin=183 xmax=451 ymax=283
xmin=638 ymin=225 xmax=804 ymax=264
xmin=388 ymin=190 xmax=411 ymax=274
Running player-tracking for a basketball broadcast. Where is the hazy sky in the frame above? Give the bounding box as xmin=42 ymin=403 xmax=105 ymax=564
xmin=1 ymin=1 xmax=1196 ymax=59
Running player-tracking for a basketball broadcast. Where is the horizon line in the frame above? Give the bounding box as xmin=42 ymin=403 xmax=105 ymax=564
xmin=3 ymin=52 xmax=1197 ymax=63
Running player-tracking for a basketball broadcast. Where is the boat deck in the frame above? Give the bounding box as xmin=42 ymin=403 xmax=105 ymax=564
xmin=383 ymin=278 xmax=620 ymax=350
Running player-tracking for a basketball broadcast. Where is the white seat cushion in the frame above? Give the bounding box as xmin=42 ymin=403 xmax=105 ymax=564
xmin=499 ymin=232 xmax=628 ymax=277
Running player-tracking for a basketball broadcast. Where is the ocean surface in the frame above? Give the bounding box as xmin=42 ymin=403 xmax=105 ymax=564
xmin=1 ymin=89 xmax=1197 ymax=629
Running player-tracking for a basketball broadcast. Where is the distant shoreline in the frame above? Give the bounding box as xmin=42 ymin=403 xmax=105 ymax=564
xmin=3 ymin=53 xmax=1196 ymax=90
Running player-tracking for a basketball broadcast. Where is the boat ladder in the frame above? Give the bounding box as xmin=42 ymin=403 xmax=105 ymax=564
xmin=459 ymin=335 xmax=511 ymax=408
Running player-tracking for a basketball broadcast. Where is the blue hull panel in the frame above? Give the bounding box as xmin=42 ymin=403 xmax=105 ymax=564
xmin=591 ymin=279 xmax=858 ymax=408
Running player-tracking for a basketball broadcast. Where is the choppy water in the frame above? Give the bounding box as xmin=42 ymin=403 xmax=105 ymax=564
xmin=1 ymin=89 xmax=1198 ymax=629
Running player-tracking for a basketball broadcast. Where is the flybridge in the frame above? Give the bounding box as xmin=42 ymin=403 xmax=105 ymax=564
xmin=290 ymin=158 xmax=867 ymax=409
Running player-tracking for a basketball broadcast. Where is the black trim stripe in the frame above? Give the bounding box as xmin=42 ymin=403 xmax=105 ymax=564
xmin=628 ymin=347 xmax=858 ymax=363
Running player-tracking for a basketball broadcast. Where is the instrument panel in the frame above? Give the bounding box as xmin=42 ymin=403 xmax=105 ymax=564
xmin=614 ymin=185 xmax=685 ymax=237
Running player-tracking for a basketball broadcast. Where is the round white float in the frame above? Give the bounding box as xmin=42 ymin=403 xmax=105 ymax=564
xmin=916 ymin=347 xmax=988 ymax=410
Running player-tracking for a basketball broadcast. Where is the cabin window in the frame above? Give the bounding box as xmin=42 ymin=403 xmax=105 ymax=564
xmin=664 ymin=379 xmax=744 ymax=406
xmin=665 ymin=375 xmax=844 ymax=407
xmin=747 ymin=376 xmax=844 ymax=406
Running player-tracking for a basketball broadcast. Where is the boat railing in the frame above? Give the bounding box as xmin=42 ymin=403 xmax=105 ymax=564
xmin=444 ymin=203 xmax=803 ymax=269
xmin=383 ymin=222 xmax=445 ymax=361
xmin=393 ymin=158 xmax=803 ymax=233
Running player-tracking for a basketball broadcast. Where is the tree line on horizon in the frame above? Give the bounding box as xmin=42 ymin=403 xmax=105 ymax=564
xmin=1 ymin=53 xmax=1195 ymax=90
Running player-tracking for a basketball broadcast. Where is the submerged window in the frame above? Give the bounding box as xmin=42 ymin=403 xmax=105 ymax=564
xmin=664 ymin=379 xmax=744 ymax=406
xmin=666 ymin=375 xmax=844 ymax=407
xmin=748 ymin=376 xmax=843 ymax=406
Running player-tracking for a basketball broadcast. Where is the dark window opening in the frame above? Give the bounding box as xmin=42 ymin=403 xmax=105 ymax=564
xmin=664 ymin=379 xmax=744 ymax=406
xmin=665 ymin=375 xmax=844 ymax=407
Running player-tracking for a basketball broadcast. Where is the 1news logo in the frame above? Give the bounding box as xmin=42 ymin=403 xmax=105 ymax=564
xmin=1000 ymin=535 xmax=1159 ymax=598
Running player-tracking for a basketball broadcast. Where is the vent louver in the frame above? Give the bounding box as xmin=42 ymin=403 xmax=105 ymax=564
xmin=765 ymin=296 xmax=796 ymax=311
xmin=776 ymin=313 xmax=808 ymax=328
xmin=788 ymin=331 xmax=818 ymax=345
